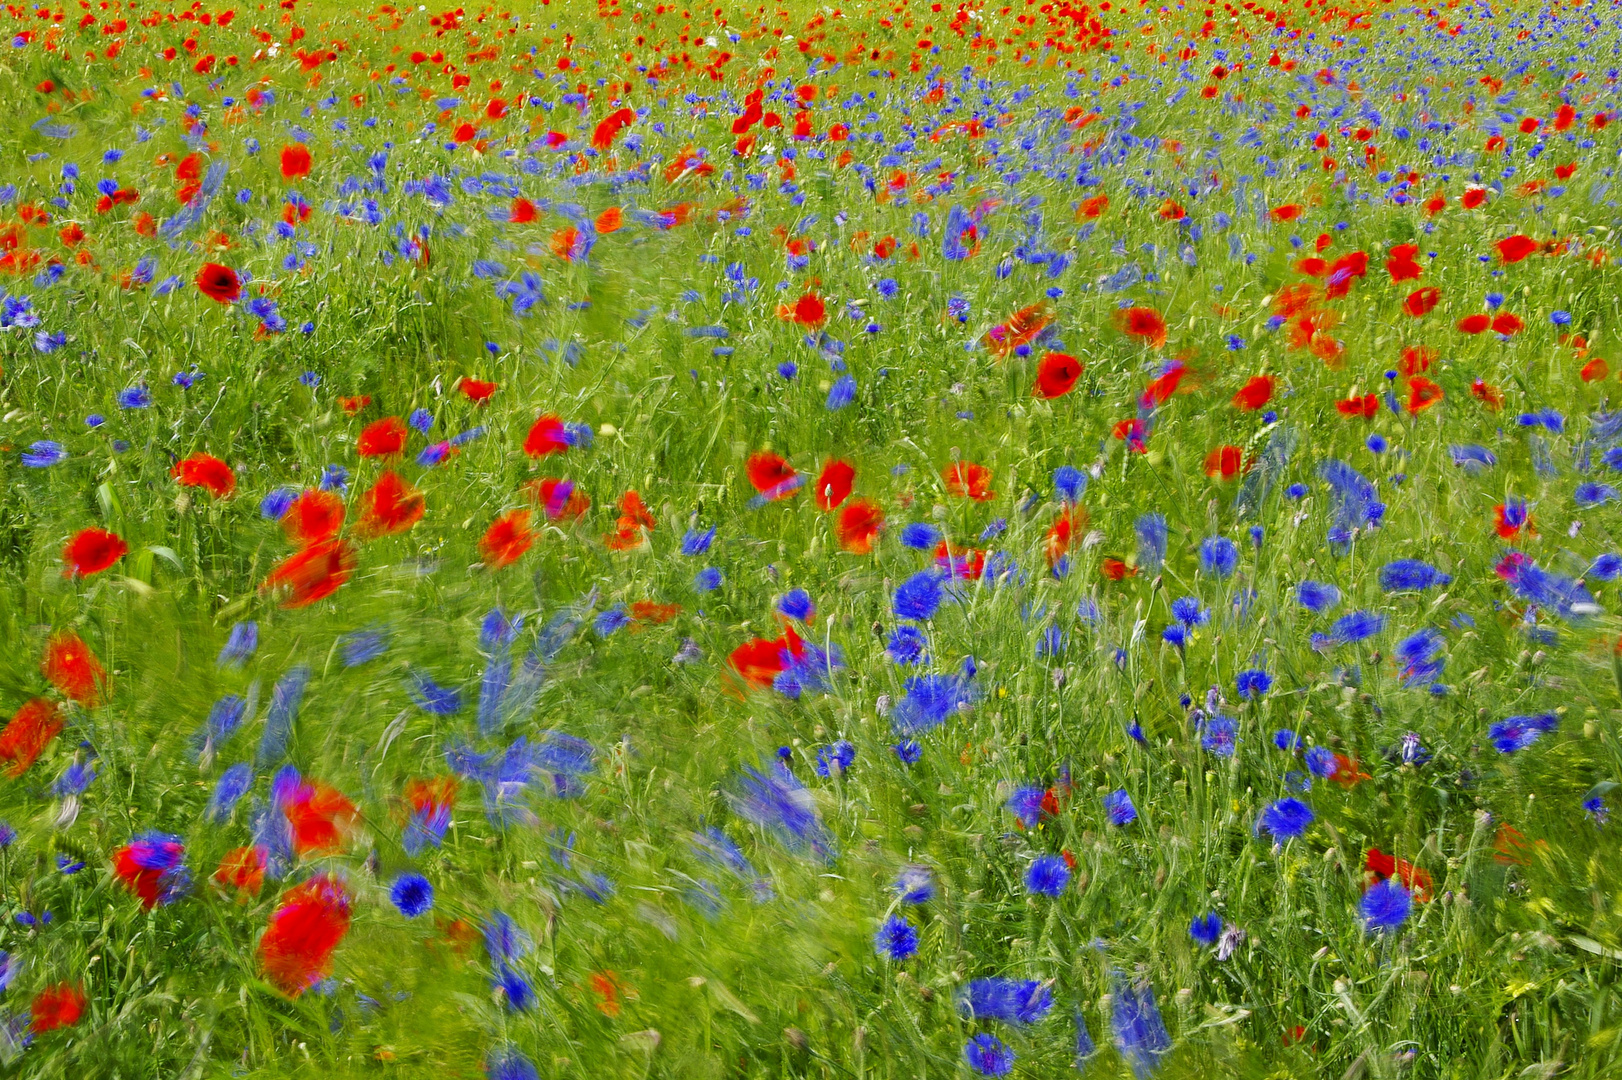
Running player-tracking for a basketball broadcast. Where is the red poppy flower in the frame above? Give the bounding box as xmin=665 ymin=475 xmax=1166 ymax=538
xmin=1335 ymin=393 xmax=1379 ymax=419
xmin=1456 ymin=313 xmax=1491 ymax=334
xmin=0 ymin=698 xmax=63 ymax=777
xmin=259 ymin=874 xmax=352 ymax=996
xmin=1116 ymin=305 xmax=1168 ymax=349
xmin=1402 ymin=287 xmax=1441 ymax=317
xmin=508 ymin=197 xmax=537 ymax=224
xmin=1203 ymin=445 xmax=1246 ymax=480
xmin=356 ymin=416 xmax=408 ymax=458
xmin=1385 ymin=243 xmax=1423 ymax=282
xmin=1269 ymin=203 xmax=1302 ymax=221
xmin=1399 ymin=346 xmax=1436 ymax=375
xmin=813 ymin=459 xmax=855 ymax=511
xmin=629 ymin=601 xmax=681 ymax=625
xmin=279 ymin=144 xmax=312 ymax=181
xmin=1033 ymin=351 xmax=1082 ymax=398
xmin=1231 ymin=374 xmax=1274 ymax=411
xmin=1044 ymin=507 xmax=1081 ymax=566
xmin=595 ymin=206 xmax=623 ymax=233
xmin=935 ymin=541 xmax=985 ymax=580
xmin=746 ymin=452 xmax=799 ymax=498
xmin=195 ymin=262 xmax=240 ymax=303
xmin=262 ymin=539 xmax=357 ymax=608
xmin=527 ymin=477 xmax=590 ymax=521
xmin=603 ymin=489 xmax=656 ymax=551
xmin=459 ymin=378 xmax=498 ymax=403
xmin=282 ymin=490 xmax=344 ymax=545
xmin=214 ymin=845 xmax=266 ymax=897
xmin=29 ymin=984 xmax=85 ymax=1034
xmin=172 ymin=453 xmax=235 ymax=497
xmin=729 ymin=637 xmax=787 ymax=688
xmin=1112 ymin=418 xmax=1148 ymax=452
xmin=1407 ymin=376 xmax=1444 ymax=413
xmin=113 ymin=835 xmax=186 ymax=908
xmin=1323 ymin=250 xmax=1368 ymax=298
xmin=1100 ymin=557 xmax=1138 ymax=581
xmin=785 ymin=292 xmax=826 ymax=327
xmin=479 ymin=510 xmax=534 ymax=569
xmin=1582 ymin=357 xmax=1611 ymax=382
xmin=63 ymin=527 xmax=127 ymax=578
xmin=1496 ymin=233 xmax=1538 ymax=264
xmin=339 ymin=395 xmax=371 ymax=416
xmin=1363 ymin=847 xmax=1433 ymax=902
xmin=1471 ymin=378 xmax=1504 ymax=410
xmin=43 ymin=631 xmax=106 ymax=706
xmin=356 ymin=471 xmax=424 ymax=537
xmin=1461 ymin=187 xmax=1488 ymax=210
xmin=942 ymin=462 xmax=994 ymax=502
xmin=591 ymin=107 xmax=636 ymax=150
xmin=834 ymin=499 xmax=884 ymax=554
xmin=283 ymin=779 xmax=357 ymax=856
xmin=1294 ymin=256 xmax=1327 ymax=277
xmin=1493 ymin=823 xmax=1534 ymax=865
xmin=984 ymin=303 xmax=1052 ymax=357
xmin=1491 ymin=313 xmax=1524 ymax=336
xmin=1493 ymin=502 xmax=1532 ymax=540
xmin=522 ymin=414 xmax=570 ymax=457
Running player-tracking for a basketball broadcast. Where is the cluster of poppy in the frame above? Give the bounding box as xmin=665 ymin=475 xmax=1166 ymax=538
xmin=3 ymin=0 xmax=1621 ymax=1070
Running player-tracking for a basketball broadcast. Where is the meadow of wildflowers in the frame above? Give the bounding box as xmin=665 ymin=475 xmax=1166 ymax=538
xmin=0 ymin=0 xmax=1620 ymax=1075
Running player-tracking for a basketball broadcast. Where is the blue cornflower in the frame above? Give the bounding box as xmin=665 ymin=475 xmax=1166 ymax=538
xmin=208 ymin=763 xmax=254 ymax=822
xmin=893 ymin=738 xmax=923 ymax=765
xmin=409 ymin=673 xmax=462 ymax=715
xmin=1236 ymin=669 xmax=1272 ymax=700
xmin=1488 ymin=713 xmax=1557 ymax=753
xmin=814 ymin=740 xmax=855 ymax=778
xmin=407 ymin=408 xmax=434 ymax=433
xmin=1304 ymin=746 xmax=1338 ymax=778
xmin=1169 ymin=596 xmax=1208 ymax=627
xmin=826 ymin=375 xmax=857 ymax=411
xmin=117 ymin=385 xmax=151 ymax=409
xmin=217 ymin=621 xmax=258 ymax=667
xmin=886 ymin=625 xmax=928 ymax=665
xmin=1190 ymin=912 xmax=1221 ymax=947
xmin=893 ymin=571 xmax=945 ymax=620
xmin=1005 ymin=786 xmax=1048 ymax=829
xmin=1360 ymin=879 xmax=1411 ymax=932
xmin=963 ymin=1034 xmax=1014 ymax=1077
xmin=1201 ymin=715 xmax=1238 ymax=757
xmin=1273 ymin=729 xmax=1301 ymax=751
xmin=895 ymin=864 xmax=935 ymax=904
xmin=1025 ymin=854 xmax=1071 ymax=896
xmin=20 ymin=441 xmax=66 ymax=467
xmin=1053 ymin=465 xmax=1087 ymax=503
xmin=485 ymin=1045 xmax=541 ymax=1080
xmin=1110 ymin=976 xmax=1171 ymax=1078
xmin=1199 ymin=536 xmax=1240 ymax=577
xmin=1329 ymin=610 xmax=1385 ymax=644
xmin=874 ymin=914 xmax=919 ymax=960
xmin=1103 ymin=789 xmax=1137 ymax=826
xmin=959 ymin=979 xmax=1053 ymax=1025
xmin=681 ymin=527 xmax=716 ymax=555
xmin=1379 ymin=559 xmax=1451 ymax=591
xmin=732 ymin=764 xmax=833 ymax=860
xmin=777 ymin=589 xmax=814 ymax=622
xmin=260 ymin=485 xmax=298 ymax=520
xmin=390 ymin=873 xmax=435 ymax=917
xmin=1256 ymin=797 xmax=1314 ymax=841
xmin=899 ymin=522 xmax=941 ymax=550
